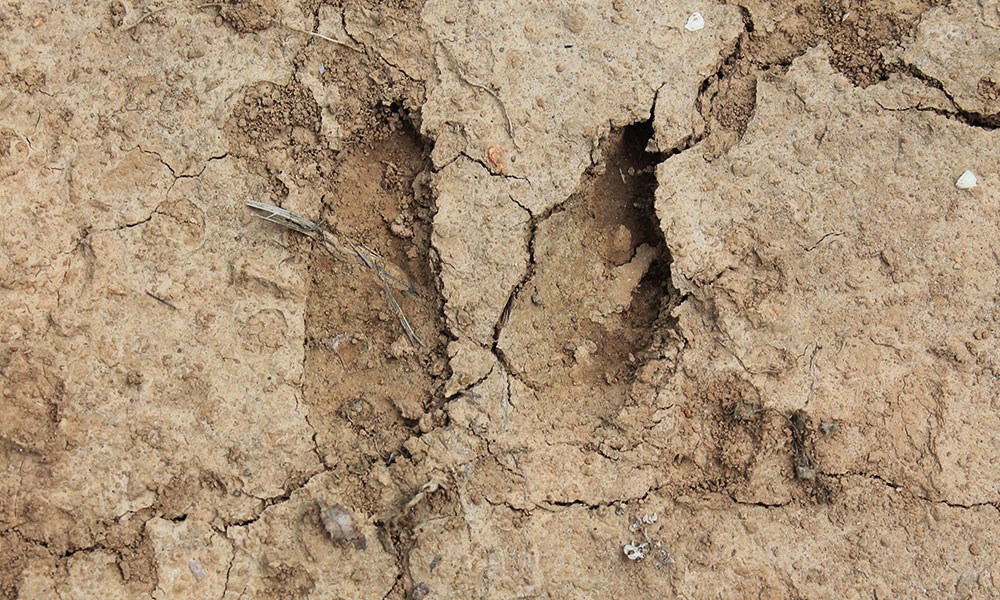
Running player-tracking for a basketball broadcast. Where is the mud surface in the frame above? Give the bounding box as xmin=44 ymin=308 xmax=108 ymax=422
xmin=1 ymin=1 xmax=998 ymax=598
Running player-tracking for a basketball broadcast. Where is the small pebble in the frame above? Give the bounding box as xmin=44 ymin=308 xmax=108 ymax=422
xmin=955 ymin=170 xmax=978 ymax=189
xmin=684 ymin=12 xmax=705 ymax=31
xmin=410 ymin=583 xmax=430 ymax=600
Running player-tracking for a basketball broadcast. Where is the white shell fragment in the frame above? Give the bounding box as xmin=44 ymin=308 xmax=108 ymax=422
xmin=188 ymin=558 xmax=207 ymax=582
xmin=623 ymin=543 xmax=647 ymax=560
xmin=955 ymin=170 xmax=978 ymax=189
xmin=684 ymin=12 xmax=705 ymax=31
xmin=320 ymin=503 xmax=368 ymax=550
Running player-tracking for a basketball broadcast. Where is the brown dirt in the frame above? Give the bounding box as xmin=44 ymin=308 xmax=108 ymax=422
xmin=1 ymin=0 xmax=998 ymax=598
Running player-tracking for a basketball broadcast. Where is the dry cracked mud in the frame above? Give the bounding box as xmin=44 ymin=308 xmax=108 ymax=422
xmin=1 ymin=0 xmax=998 ymax=598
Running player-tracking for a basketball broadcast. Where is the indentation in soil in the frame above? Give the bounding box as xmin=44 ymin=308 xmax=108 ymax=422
xmin=496 ymin=121 xmax=677 ymax=391
xmin=301 ymin=111 xmax=449 ymax=513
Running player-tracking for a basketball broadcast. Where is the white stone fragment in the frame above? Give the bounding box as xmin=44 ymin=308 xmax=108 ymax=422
xmin=956 ymin=170 xmax=978 ymax=189
xmin=641 ymin=513 xmax=658 ymax=524
xmin=684 ymin=12 xmax=705 ymax=31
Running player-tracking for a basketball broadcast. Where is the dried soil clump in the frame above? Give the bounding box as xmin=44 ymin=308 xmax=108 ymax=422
xmin=219 ymin=0 xmax=277 ymax=33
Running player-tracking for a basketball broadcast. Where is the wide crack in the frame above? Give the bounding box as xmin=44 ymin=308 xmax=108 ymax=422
xmin=894 ymin=64 xmax=1000 ymax=129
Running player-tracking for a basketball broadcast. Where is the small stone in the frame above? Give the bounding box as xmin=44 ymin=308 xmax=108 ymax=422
xmin=486 ymin=145 xmax=506 ymax=173
xmin=390 ymin=335 xmax=416 ymax=359
xmin=126 ymin=370 xmax=144 ymax=386
xmin=684 ymin=12 xmax=705 ymax=31
xmin=389 ymin=216 xmax=413 ymax=239
xmin=795 ymin=464 xmax=817 ymax=481
xmin=956 ymin=170 xmax=978 ymax=189
xmin=573 ymin=341 xmax=595 ymax=365
xmin=409 ymin=583 xmax=430 ymax=600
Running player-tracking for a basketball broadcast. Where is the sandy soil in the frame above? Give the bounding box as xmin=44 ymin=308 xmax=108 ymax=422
xmin=1 ymin=0 xmax=998 ymax=598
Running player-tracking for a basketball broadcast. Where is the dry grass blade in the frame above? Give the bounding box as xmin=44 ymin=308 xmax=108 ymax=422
xmin=246 ymin=201 xmax=426 ymax=347
xmin=336 ymin=235 xmax=422 ymax=298
xmin=247 ymin=200 xmax=319 ymax=235
xmin=380 ymin=280 xmax=426 ymax=348
xmin=283 ymin=24 xmax=363 ymax=53
xmin=122 ymin=5 xmax=170 ymax=30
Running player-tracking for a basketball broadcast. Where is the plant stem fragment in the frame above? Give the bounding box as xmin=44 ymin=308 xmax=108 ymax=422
xmin=247 ymin=200 xmax=426 ymax=347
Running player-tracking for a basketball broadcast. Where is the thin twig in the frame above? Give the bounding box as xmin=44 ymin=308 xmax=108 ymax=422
xmin=246 ymin=201 xmax=426 ymax=347
xmin=284 ymin=24 xmax=363 ymax=53
xmin=122 ymin=3 xmax=225 ymax=30
xmin=146 ymin=291 xmax=177 ymax=310
xmin=122 ymin=5 xmax=171 ymax=30
xmin=380 ymin=280 xmax=425 ymax=347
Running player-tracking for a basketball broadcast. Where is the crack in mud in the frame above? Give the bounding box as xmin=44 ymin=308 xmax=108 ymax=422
xmin=455 ymin=151 xmax=530 ymax=184
xmin=891 ymin=66 xmax=999 ymax=129
xmin=135 ymin=146 xmax=230 ymax=181
xmin=821 ymin=471 xmax=1000 ymax=514
xmin=728 ymin=495 xmax=791 ymax=509
xmin=487 ymin=196 xmax=552 ymax=391
xmin=220 ymin=549 xmax=235 ymax=600
xmin=380 ymin=572 xmax=405 ymax=600
xmin=223 ymin=465 xmax=330 ymax=530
